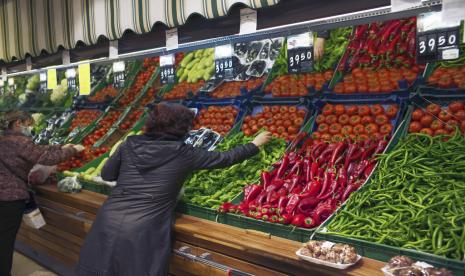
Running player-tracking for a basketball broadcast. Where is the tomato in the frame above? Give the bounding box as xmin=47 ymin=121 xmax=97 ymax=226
xmin=349 ymin=115 xmax=361 ymax=126
xmin=282 ymin=120 xmax=292 ymax=128
xmin=280 ymin=106 xmax=289 ymax=113
xmin=346 ymin=106 xmax=358 ymax=115
xmin=380 ymin=124 xmax=393 ymax=135
xmin=386 ymin=105 xmax=398 ymax=119
xmin=411 ymin=109 xmax=423 ymax=121
xmin=455 ymin=110 xmax=465 ymax=121
xmin=358 ymin=134 xmax=369 ymax=141
xmin=341 ymin=125 xmax=353 ymax=136
xmin=353 ymin=124 xmax=366 ymax=134
xmin=297 ymin=109 xmax=306 ymax=117
xmin=365 ymin=123 xmax=379 ymax=134
xmin=294 ymin=118 xmax=304 ymax=127
xmin=375 ymin=114 xmax=389 ymax=126
xmin=273 ymin=114 xmax=282 ymax=121
xmin=251 ymin=125 xmax=259 ymax=133
xmin=370 ymin=104 xmax=385 ymax=116
xmin=438 ymin=110 xmax=452 ymax=121
xmin=243 ymin=129 xmax=252 ymax=136
xmin=312 ymin=131 xmax=322 ymax=140
xmin=325 ymin=115 xmax=337 ymax=124
xmin=329 ymin=123 xmax=342 ymax=135
xmin=445 ymin=119 xmax=459 ymax=132
xmin=338 ymin=114 xmax=350 ymax=125
xmin=448 ymin=101 xmax=465 ymax=113
xmin=409 ymin=122 xmax=422 ymax=133
xmin=277 ymin=126 xmax=286 ymax=134
xmin=361 ymin=115 xmax=374 ymax=124
xmin=332 ymin=134 xmax=344 ymax=142
xmin=322 ymin=104 xmax=334 ymax=115
xmin=318 ymin=123 xmax=329 ymax=133
xmin=316 ymin=115 xmax=326 ymax=124
xmin=420 ymin=115 xmax=434 ymax=127
xmin=271 ymin=106 xmax=280 ymax=114
xmin=288 ymin=125 xmax=299 ymax=135
xmin=426 ymin=104 xmax=441 ymax=116
xmin=321 ymin=133 xmax=332 ymax=142
xmin=334 ymin=104 xmax=345 ymax=115
xmin=435 ymin=129 xmax=449 ymax=136
xmin=263 ymin=106 xmax=271 ymax=113
xmin=358 ymin=105 xmax=371 ymax=116
xmin=430 ymin=120 xmax=444 ymax=131
xmin=419 ymin=128 xmax=434 ymax=136
xmin=288 ymin=106 xmax=297 ymax=113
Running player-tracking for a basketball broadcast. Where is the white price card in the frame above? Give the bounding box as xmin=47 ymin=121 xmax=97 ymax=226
xmin=112 ymin=61 xmax=125 ymax=73
xmin=214 ymin=44 xmax=233 ymax=59
xmin=239 ymin=8 xmax=257 ymax=34
xmin=287 ymin=32 xmax=313 ymax=50
xmin=160 ymin=54 xmax=175 ymax=67
xmin=166 ymin=28 xmax=178 ymax=51
xmin=441 ymin=0 xmax=465 ymax=25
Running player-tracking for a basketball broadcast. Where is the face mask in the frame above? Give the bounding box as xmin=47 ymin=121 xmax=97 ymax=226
xmin=20 ymin=125 xmax=33 ymax=137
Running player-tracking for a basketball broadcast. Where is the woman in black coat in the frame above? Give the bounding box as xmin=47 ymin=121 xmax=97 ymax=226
xmin=76 ymin=103 xmax=271 ymax=276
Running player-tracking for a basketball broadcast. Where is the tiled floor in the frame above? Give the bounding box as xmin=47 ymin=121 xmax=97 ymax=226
xmin=11 ymin=252 xmax=57 ymax=276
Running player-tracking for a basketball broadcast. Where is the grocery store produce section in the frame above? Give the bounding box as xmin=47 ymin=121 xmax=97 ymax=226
xmin=2 ymin=9 xmax=465 ymax=276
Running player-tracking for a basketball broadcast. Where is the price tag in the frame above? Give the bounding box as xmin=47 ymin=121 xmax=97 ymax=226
xmin=78 ymin=63 xmax=91 ymax=95
xmin=160 ymin=54 xmax=176 ymax=84
xmin=417 ymin=12 xmax=461 ymax=63
xmin=47 ymin=69 xmax=57 ymax=89
xmin=166 ymin=28 xmax=178 ymax=51
xmin=214 ymin=44 xmax=234 ymax=80
xmin=66 ymin=68 xmax=77 ymax=91
xmin=8 ymin=78 xmax=15 ymax=93
xmin=113 ymin=61 xmax=126 ymax=88
xmin=287 ymin=32 xmax=314 ymax=74
xmin=39 ymin=72 xmax=47 ymax=93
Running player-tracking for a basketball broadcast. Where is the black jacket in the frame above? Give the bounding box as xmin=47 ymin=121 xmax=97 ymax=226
xmin=76 ymin=133 xmax=259 ymax=276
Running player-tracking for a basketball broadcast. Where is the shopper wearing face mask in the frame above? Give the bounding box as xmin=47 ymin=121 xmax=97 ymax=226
xmin=0 ymin=110 xmax=84 ymax=276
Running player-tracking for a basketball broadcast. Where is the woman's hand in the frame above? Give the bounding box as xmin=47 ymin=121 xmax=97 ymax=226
xmin=63 ymin=144 xmax=85 ymax=152
xmin=314 ymin=37 xmax=326 ymax=61
xmin=252 ymin=131 xmax=272 ymax=147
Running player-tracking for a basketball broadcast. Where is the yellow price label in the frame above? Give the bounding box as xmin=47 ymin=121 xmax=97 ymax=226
xmin=47 ymin=69 xmax=57 ymax=89
xmin=78 ymin=63 xmax=91 ymax=95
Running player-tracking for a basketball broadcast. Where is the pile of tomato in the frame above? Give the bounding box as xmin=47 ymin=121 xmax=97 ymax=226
xmin=58 ymin=147 xmax=110 ymax=172
xmin=120 ymin=109 xmax=145 ymax=131
xmin=264 ymin=71 xmax=332 ymax=97
xmin=193 ymin=106 xmax=238 ymax=136
xmin=142 ymin=57 xmax=159 ymax=68
xmin=163 ymin=81 xmax=204 ymax=100
xmin=242 ymin=105 xmax=307 ymax=141
xmin=210 ymin=77 xmax=265 ymax=99
xmin=119 ymin=58 xmax=156 ymax=106
xmin=427 ymin=66 xmax=465 ymax=89
xmin=409 ymin=101 xmax=465 ymax=136
xmin=82 ymin=110 xmax=123 ymax=147
xmin=69 ymin=110 xmax=102 ymax=131
xmin=313 ymin=103 xmax=398 ymax=142
xmin=333 ymin=67 xmax=420 ymax=94
xmin=88 ymin=85 xmax=118 ymax=103
xmin=138 ymin=87 xmax=159 ymax=107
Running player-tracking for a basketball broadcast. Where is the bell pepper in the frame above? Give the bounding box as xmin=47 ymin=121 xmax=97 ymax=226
xmin=266 ymin=190 xmax=280 ymax=205
xmin=244 ymin=184 xmax=262 ymax=204
xmin=279 ymin=213 xmax=292 ymax=225
xmin=297 ymin=197 xmax=319 ymax=216
xmin=302 ymin=179 xmax=322 ymax=197
xmin=291 ymin=214 xmax=306 ymax=227
xmin=342 ymin=184 xmax=358 ymax=202
xmin=276 ymin=153 xmax=289 ymax=179
xmin=303 ymin=217 xmax=318 ymax=228
xmin=285 ymin=194 xmax=301 ymax=214
xmin=261 ymin=172 xmax=272 ymax=190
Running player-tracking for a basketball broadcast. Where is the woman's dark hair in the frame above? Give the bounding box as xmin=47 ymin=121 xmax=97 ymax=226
xmin=0 ymin=110 xmax=32 ymax=130
xmin=144 ymin=103 xmax=195 ymax=138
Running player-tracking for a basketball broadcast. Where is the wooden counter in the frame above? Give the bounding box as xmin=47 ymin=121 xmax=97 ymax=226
xmin=17 ymin=184 xmax=385 ymax=275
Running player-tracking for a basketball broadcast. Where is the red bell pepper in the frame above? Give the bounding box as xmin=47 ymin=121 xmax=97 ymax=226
xmin=291 ymin=214 xmax=306 ymax=227
xmin=285 ymin=194 xmax=301 ymax=214
xmin=302 ymin=179 xmax=322 ymax=197
xmin=261 ymin=172 xmax=271 ymax=190
xmin=297 ymin=197 xmax=319 ymax=216
xmin=279 ymin=213 xmax=292 ymax=225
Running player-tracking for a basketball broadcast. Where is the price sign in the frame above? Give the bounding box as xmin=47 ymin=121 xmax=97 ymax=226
xmin=214 ymin=44 xmax=233 ymax=80
xmin=160 ymin=54 xmax=176 ymax=84
xmin=113 ymin=61 xmax=126 ymax=88
xmin=287 ymin=32 xmax=314 ymax=74
xmin=417 ymin=12 xmax=461 ymax=63
xmin=39 ymin=72 xmax=47 ymax=93
xmin=8 ymin=78 xmax=15 ymax=94
xmin=47 ymin=69 xmax=57 ymax=89
xmin=66 ymin=68 xmax=77 ymax=92
xmin=78 ymin=63 xmax=91 ymax=95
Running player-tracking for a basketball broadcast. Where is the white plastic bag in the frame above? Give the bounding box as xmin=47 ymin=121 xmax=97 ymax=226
xmin=28 ymin=164 xmax=57 ymax=185
xmin=57 ymin=176 xmax=82 ymax=193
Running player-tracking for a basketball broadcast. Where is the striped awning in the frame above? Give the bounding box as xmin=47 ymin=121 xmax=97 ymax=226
xmin=0 ymin=0 xmax=281 ymax=63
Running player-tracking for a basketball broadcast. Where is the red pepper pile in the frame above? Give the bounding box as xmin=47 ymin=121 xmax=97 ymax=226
xmin=264 ymin=71 xmax=333 ymax=97
xmin=221 ymin=136 xmax=388 ymax=228
xmin=313 ymin=103 xmax=398 ymax=142
xmin=409 ymin=101 xmax=465 ymax=136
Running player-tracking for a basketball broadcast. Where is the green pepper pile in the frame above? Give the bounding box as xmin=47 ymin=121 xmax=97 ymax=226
xmin=325 ymin=132 xmax=465 ymax=260
xmin=314 ymin=27 xmax=352 ymax=72
xmin=182 ymin=132 xmax=286 ymax=209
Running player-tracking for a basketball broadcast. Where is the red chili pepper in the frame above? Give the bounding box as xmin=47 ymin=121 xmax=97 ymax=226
xmin=318 ymin=174 xmax=338 ymax=200
xmin=285 ymin=194 xmax=301 ymax=214
xmin=386 ymin=35 xmax=401 ymax=60
xmin=277 ymin=196 xmax=289 ymax=212
xmin=291 ymin=185 xmax=303 ymax=195
xmin=297 ymin=197 xmax=319 ymax=216
xmin=298 ymin=137 xmax=313 ymax=156
xmin=303 ymin=217 xmax=317 ymax=228
xmin=314 ymin=203 xmax=336 ymax=222
xmin=311 ymin=142 xmax=326 ymax=161
xmin=338 ymin=166 xmax=348 ymax=188
xmin=344 ymin=143 xmax=360 ymax=170
xmin=380 ymin=20 xmax=402 ymax=42
xmin=255 ymin=191 xmax=268 ymax=206
xmin=289 ymin=132 xmax=307 ymax=152
xmin=261 ymin=171 xmax=271 ymax=190
xmin=317 ymin=144 xmax=338 ymax=166
xmin=266 ymin=190 xmax=280 ymax=205
xmin=317 ymin=170 xmax=332 ymax=199
xmin=244 ymin=184 xmax=263 ymax=204
xmin=374 ymin=139 xmax=388 ymax=155
xmin=351 ymin=160 xmax=370 ymax=181
xmin=310 ymin=161 xmax=318 ymax=181
xmin=237 ymin=202 xmax=249 ymax=215
xmin=347 ymin=162 xmax=357 ymax=177
xmin=219 ymin=202 xmax=233 ymax=213
xmin=407 ymin=30 xmax=416 ymax=57
xmin=291 ymin=214 xmax=306 ymax=227
xmin=261 ymin=214 xmax=269 ymax=221
xmin=361 ymin=143 xmax=377 ymax=160
xmin=289 ymin=158 xmax=303 ymax=176
xmin=266 ymin=179 xmax=285 ymax=193
xmin=287 ymin=175 xmax=301 ymax=193
xmin=330 ymin=142 xmax=346 ymax=167
xmin=276 ymin=153 xmax=289 ymax=179
xmin=354 ymin=24 xmax=369 ymax=41
xmin=254 ymin=212 xmax=263 ymax=220
xmin=279 ymin=213 xmax=292 ymax=224
xmin=302 ymin=179 xmax=322 ymax=197
xmin=248 ymin=201 xmax=258 ymax=211
xmin=342 ymin=184 xmax=358 ymax=202
xmin=303 ymin=158 xmax=310 ymax=182
xmin=269 ymin=215 xmax=279 ymax=223
xmin=276 ymin=187 xmax=287 ymax=197
xmin=363 ymin=160 xmax=376 ymax=179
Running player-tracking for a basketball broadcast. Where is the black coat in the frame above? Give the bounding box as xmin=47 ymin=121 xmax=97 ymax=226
xmin=76 ymin=133 xmax=259 ymax=276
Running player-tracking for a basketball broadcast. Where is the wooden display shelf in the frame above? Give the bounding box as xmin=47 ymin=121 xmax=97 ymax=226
xmin=17 ymin=184 xmax=385 ymax=275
